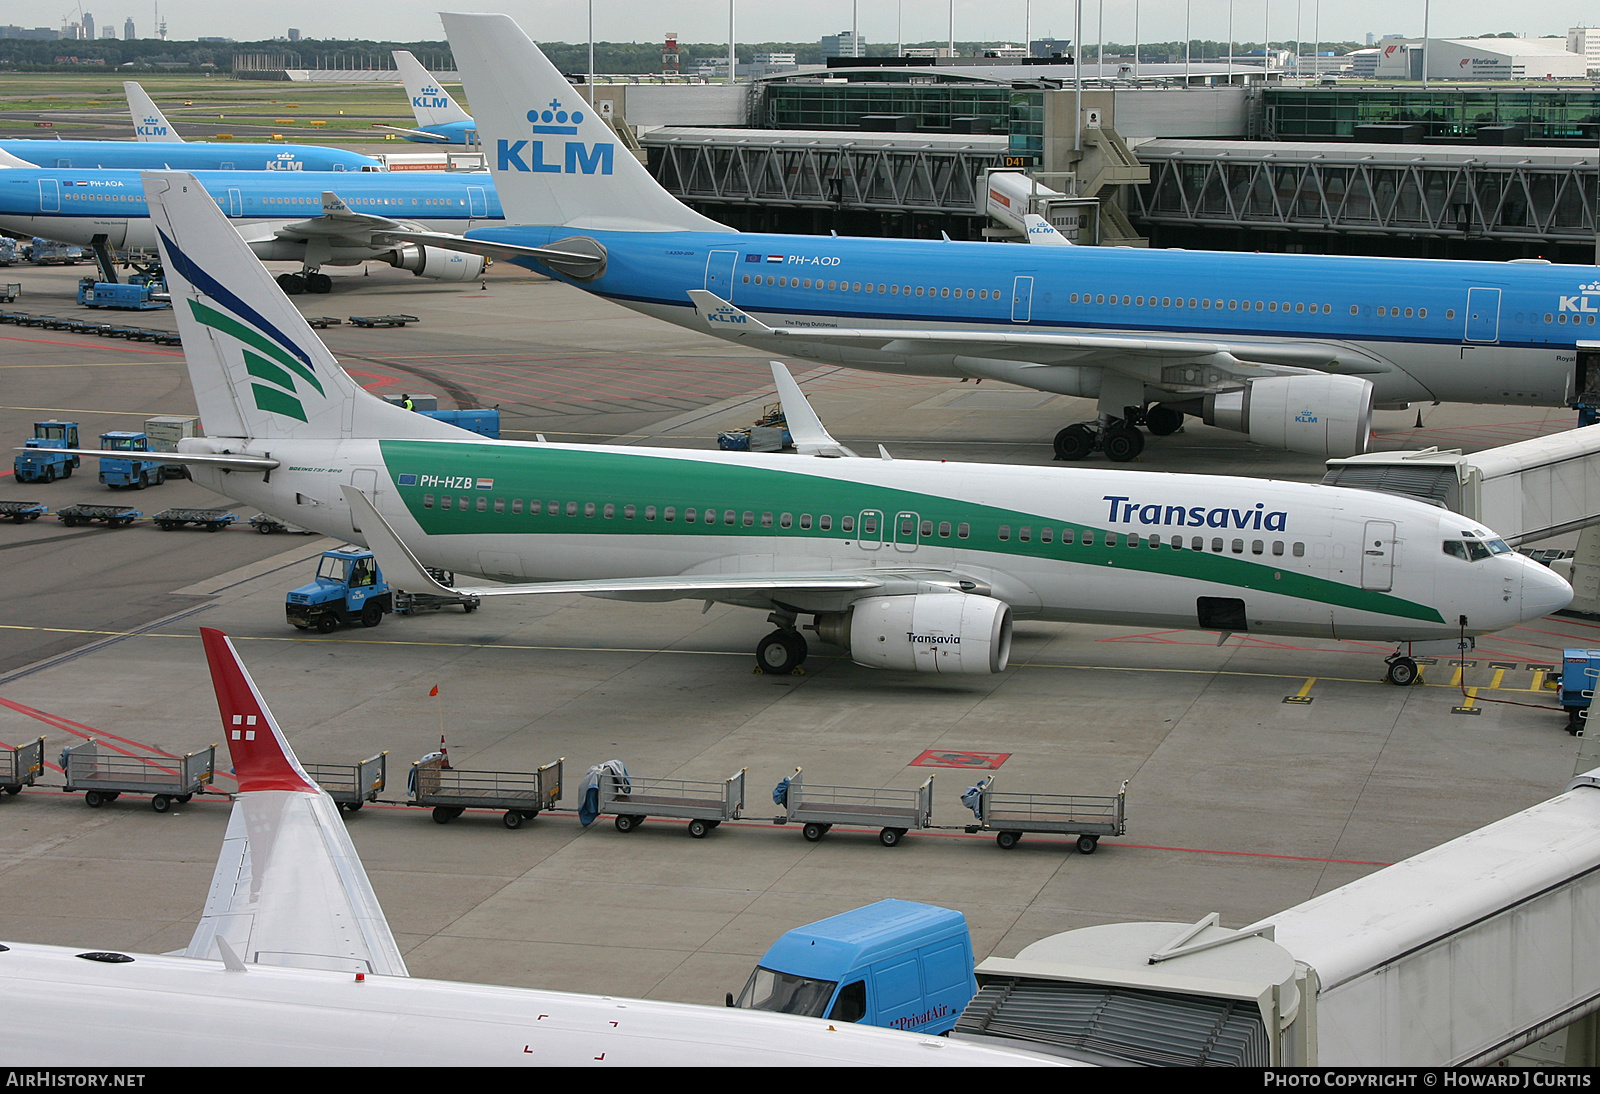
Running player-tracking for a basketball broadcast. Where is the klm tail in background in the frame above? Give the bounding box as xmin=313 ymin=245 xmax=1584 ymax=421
xmin=141 ymin=170 xmax=462 ymax=443
xmin=394 ymin=50 xmax=472 ymax=128
xmin=125 ymin=81 xmax=183 ymax=143
xmin=442 ymin=12 xmax=729 ymax=234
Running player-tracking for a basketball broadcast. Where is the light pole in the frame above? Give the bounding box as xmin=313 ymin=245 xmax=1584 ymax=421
xmin=1229 ymin=0 xmax=1235 ymax=80
xmin=728 ymin=0 xmax=735 ymax=83
xmin=588 ymin=0 xmax=595 ymax=87
xmin=1422 ymin=0 xmax=1431 ymax=90
xmin=1185 ymin=0 xmax=1191 ymax=84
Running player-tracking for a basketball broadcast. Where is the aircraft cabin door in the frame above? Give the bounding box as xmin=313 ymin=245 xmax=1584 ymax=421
xmin=38 ymin=179 xmax=60 ymax=213
xmin=349 ymin=468 xmax=378 ymax=535
xmin=1011 ymin=275 xmax=1034 ymax=323
xmin=467 ymin=186 xmax=488 ymax=219
xmin=1361 ymin=520 xmax=1396 ymax=592
xmin=226 ymin=189 xmax=243 ymax=217
xmin=857 ymin=509 xmax=883 ymax=551
xmin=1465 ymin=287 xmax=1502 ymax=343
xmin=705 ymin=250 xmax=739 ymax=300
xmin=893 ymin=511 xmax=920 ymax=553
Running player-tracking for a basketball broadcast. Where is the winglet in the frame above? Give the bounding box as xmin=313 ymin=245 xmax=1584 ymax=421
xmin=341 ymin=487 xmax=458 ymax=598
xmin=320 ymin=190 xmax=352 ymax=216
xmin=125 ymin=80 xmax=183 ymax=143
xmin=1023 ymin=213 xmax=1073 ymax=246
xmin=769 ymin=362 xmax=859 ymax=458
xmin=201 ymin=628 xmax=319 ymax=793
xmin=687 ymin=289 xmax=776 ymax=337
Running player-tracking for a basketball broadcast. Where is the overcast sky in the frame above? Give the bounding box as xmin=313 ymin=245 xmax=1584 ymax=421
xmin=13 ymin=2 xmax=1599 ymax=49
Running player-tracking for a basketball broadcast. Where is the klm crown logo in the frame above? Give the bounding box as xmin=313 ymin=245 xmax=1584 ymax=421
xmin=496 ymin=98 xmax=614 ymax=176
xmin=413 ymin=84 xmax=453 ymax=109
xmin=135 ymin=116 xmax=168 ymax=136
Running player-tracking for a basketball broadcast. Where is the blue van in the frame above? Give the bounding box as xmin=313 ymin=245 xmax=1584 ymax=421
xmin=730 ymin=899 xmax=977 ymax=1034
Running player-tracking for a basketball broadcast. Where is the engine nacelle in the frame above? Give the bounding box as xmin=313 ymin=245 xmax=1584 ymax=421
xmin=1201 ymin=374 xmax=1373 ymax=457
xmin=818 ymin=593 xmax=1013 ymax=675
xmin=387 ymin=244 xmax=486 ymax=282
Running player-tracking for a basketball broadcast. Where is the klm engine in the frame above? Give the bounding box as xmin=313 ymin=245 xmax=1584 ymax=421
xmin=386 ymin=244 xmax=486 ymax=282
xmin=1201 ymin=374 xmax=1373 ymax=458
xmin=815 ymin=593 xmax=1013 ymax=675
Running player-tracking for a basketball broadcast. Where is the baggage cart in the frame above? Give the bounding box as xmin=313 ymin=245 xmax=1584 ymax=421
xmin=348 ymin=314 xmax=420 ymax=328
xmin=0 ymin=501 xmax=48 ymax=523
xmin=599 ymin=768 xmax=746 ymax=838
xmin=303 ymin=752 xmax=387 ymax=813
xmin=305 ymin=316 xmax=343 ymax=329
xmin=394 ymin=568 xmax=479 ymax=615
xmin=60 ymin=739 xmax=216 ymax=812
xmin=153 ymin=506 xmax=237 ymax=532
xmin=773 ymin=768 xmax=934 ymax=847
xmin=248 ymin=513 xmax=314 ymax=535
xmin=1 ymin=736 xmax=46 ymax=796
xmin=408 ymin=753 xmax=563 ymax=829
xmin=961 ymin=776 xmax=1128 ymax=854
xmin=57 ymin=503 xmax=141 ymax=528
xmin=0 ymin=284 xmax=19 ymax=304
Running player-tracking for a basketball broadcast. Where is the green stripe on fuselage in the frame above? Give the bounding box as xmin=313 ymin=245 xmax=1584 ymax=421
xmin=377 ymin=439 xmax=1446 ymax=624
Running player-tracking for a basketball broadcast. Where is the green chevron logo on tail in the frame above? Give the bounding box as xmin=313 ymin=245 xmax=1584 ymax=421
xmin=188 ymin=298 xmax=325 ymax=422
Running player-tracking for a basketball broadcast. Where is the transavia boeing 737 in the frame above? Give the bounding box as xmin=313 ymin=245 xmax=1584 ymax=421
xmin=0 ymin=628 xmax=1063 ymax=1067
xmin=0 ymin=149 xmax=500 ymax=293
xmin=419 ymin=13 xmax=1600 ymax=464
xmin=55 ymin=170 xmax=1570 ymax=688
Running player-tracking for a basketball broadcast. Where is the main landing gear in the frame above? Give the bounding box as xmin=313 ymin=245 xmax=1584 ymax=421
xmin=276 ymin=270 xmax=333 ymax=295
xmin=1052 ymin=403 xmax=1185 ymax=463
xmin=755 ymin=612 xmax=808 ymax=675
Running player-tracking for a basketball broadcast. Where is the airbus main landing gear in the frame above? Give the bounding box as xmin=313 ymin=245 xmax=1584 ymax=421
xmin=276 ymin=271 xmax=332 ymax=295
xmin=1384 ymin=654 xmax=1419 ymax=686
xmin=1052 ymin=418 xmax=1146 ymax=463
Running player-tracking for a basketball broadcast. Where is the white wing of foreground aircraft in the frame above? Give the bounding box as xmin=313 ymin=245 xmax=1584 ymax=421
xmin=0 ymin=628 xmax=1065 ymax=1067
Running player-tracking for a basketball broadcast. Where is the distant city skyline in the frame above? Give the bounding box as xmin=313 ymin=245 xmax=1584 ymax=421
xmin=4 ymin=2 xmax=1597 ymax=49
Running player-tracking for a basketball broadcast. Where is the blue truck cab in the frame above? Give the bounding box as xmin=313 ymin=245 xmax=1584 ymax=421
xmin=286 ymin=547 xmax=393 ymax=633
xmin=1559 ymin=649 xmax=1600 ymax=734
xmin=731 ymin=899 xmax=977 ymax=1035
xmin=14 ymin=420 xmax=80 ymax=483
xmin=97 ymin=432 xmax=168 ymax=489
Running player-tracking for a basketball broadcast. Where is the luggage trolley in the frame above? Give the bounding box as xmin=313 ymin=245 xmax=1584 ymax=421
xmin=773 ymin=768 xmax=935 ymax=847
xmin=599 ymin=768 xmax=746 ymax=838
xmin=303 ymin=752 xmax=387 ymax=813
xmin=60 ymin=739 xmax=216 ymax=812
xmin=1 ymin=736 xmax=45 ymax=796
xmin=408 ymin=753 xmax=563 ymax=829
xmin=962 ymin=776 xmax=1128 ymax=854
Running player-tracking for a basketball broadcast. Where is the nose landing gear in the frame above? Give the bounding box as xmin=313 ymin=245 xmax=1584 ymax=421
xmin=1384 ymin=654 xmax=1420 ymax=686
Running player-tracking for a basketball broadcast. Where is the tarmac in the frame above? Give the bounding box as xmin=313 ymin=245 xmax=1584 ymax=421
xmin=0 ymin=257 xmax=1594 ymax=1007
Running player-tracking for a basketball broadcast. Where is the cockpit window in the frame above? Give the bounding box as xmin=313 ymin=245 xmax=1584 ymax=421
xmin=1443 ymin=541 xmax=1469 ymax=560
xmin=1445 ymin=537 xmax=1512 ymax=561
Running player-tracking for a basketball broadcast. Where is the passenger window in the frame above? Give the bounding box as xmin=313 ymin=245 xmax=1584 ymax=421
xmin=761 ymin=512 xmax=773 ymax=528
xmin=624 ymin=504 xmax=636 ymax=519
xmin=1231 ymin=539 xmax=1244 ymax=553
xmin=459 ymin=497 xmax=470 ymax=511
xmin=1212 ymin=538 xmax=1224 ymax=552
xmin=957 ymin=523 xmax=971 ymax=539
xmin=1127 ymin=532 xmax=1139 ymax=547
xmin=584 ymin=502 xmax=596 ymax=517
xmin=1081 ymin=531 xmax=1094 ymax=546
xmin=473 ymin=497 xmax=485 ymax=513
xmin=1061 ymin=529 xmax=1074 ymax=544
xmin=723 ymin=510 xmax=735 ymax=525
xmin=1018 ymin=526 xmax=1030 ymax=542
xmin=998 ymin=525 xmax=1010 ymax=541
xmin=512 ymin=499 xmax=523 ymax=514
xmin=1192 ymin=536 xmax=1204 ymax=551
xmin=494 ymin=498 xmax=505 ymax=514
xmin=603 ymin=503 xmax=615 ymax=518
xmin=829 ymin=980 xmax=867 ymax=1024
xmin=1251 ymin=540 xmax=1263 ymax=554
xmin=1105 ymin=533 xmax=1118 ymax=547
xmin=1272 ymin=541 xmax=1284 ymax=556
xmin=780 ymin=513 xmax=793 ymax=528
xmin=938 ymin=521 xmax=951 ymax=537
xmin=1292 ymin=542 xmax=1306 ymax=557
xmin=423 ymin=494 xmax=434 ymax=508
xmin=566 ymin=502 xmax=577 ymax=517
xmin=1040 ymin=528 xmax=1052 ymax=544
xmin=645 ymin=506 xmax=656 ymax=520
xmin=684 ymin=508 xmax=696 ymax=523
xmin=663 ymin=506 xmax=675 ymax=521
xmin=1149 ymin=535 xmax=1161 ymax=548
xmin=920 ymin=519 xmax=932 ymax=537
xmin=800 ymin=514 xmax=812 ymax=529
xmin=740 ymin=511 xmax=752 ymax=526
xmin=529 ymin=501 xmax=542 ymax=515
xmin=837 ymin=516 xmax=849 ymax=532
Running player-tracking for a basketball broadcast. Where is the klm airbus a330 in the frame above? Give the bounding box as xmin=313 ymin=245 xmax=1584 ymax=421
xmin=0 ymin=148 xmax=500 ymax=293
xmin=373 ymin=51 xmax=480 ymax=145
xmin=425 ymin=13 xmax=1600 ymax=463
xmin=60 ymin=169 xmax=1569 ymax=689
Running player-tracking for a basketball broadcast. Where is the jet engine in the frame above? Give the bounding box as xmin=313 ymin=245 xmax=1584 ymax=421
xmin=386 ymin=243 xmax=486 ymax=282
xmin=815 ymin=593 xmax=1013 ymax=675
xmin=1201 ymin=374 xmax=1373 ymax=457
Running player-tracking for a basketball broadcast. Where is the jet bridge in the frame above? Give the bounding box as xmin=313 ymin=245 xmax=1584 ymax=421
xmin=1321 ymin=426 xmax=1600 ymax=546
xmin=954 ymin=768 xmax=1600 ymax=1066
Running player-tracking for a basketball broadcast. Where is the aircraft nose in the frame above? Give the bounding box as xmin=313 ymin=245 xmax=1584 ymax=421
xmin=1522 ymin=561 xmax=1574 ymax=622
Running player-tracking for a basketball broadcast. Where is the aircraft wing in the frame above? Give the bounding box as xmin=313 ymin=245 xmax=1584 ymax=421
xmin=185 ymin=628 xmax=408 ymax=978
xmin=686 ymin=290 xmax=1386 ymax=388
xmin=343 ymin=486 xmax=981 ymax=612
xmin=372 ymin=125 xmax=454 ymax=141
xmin=17 ymin=448 xmax=279 ymax=472
xmin=270 ymin=191 xmax=409 ymax=244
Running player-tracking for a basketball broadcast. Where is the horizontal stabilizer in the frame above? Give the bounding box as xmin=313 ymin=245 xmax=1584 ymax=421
xmin=372 ymin=125 xmax=454 ymax=142
xmin=375 ymin=229 xmax=608 ymax=281
xmin=19 ymin=448 xmax=280 ymax=472
xmin=768 ymin=362 xmax=858 ymax=458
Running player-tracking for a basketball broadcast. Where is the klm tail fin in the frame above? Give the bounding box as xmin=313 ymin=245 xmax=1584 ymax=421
xmin=124 ymin=81 xmax=183 ymax=143
xmin=142 ymin=171 xmax=464 ymax=443
xmin=441 ymin=12 xmax=731 ymax=234
xmin=393 ymin=50 xmax=473 ymax=127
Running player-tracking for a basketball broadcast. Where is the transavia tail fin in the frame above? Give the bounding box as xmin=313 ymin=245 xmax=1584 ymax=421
xmin=125 ymin=81 xmax=183 ymax=142
xmin=188 ymin=627 xmax=408 ymax=977
xmin=142 ymin=170 xmax=463 ymax=442
xmin=441 ymin=12 xmax=732 ymax=234
xmin=1023 ymin=213 xmax=1073 ymax=246
xmin=393 ymin=50 xmax=473 ymax=127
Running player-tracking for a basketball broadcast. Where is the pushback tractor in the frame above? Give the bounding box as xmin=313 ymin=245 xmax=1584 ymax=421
xmin=286 ymin=547 xmax=393 ymax=633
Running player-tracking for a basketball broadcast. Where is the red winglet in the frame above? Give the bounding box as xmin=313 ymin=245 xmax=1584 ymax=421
xmin=201 ymin=627 xmax=319 ymax=793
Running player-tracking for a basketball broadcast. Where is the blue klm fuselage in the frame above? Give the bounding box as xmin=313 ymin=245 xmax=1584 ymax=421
xmin=0 ymin=139 xmax=382 ymax=173
xmin=0 ymin=167 xmax=503 ymax=251
xmin=468 ymin=222 xmax=1600 ymax=407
